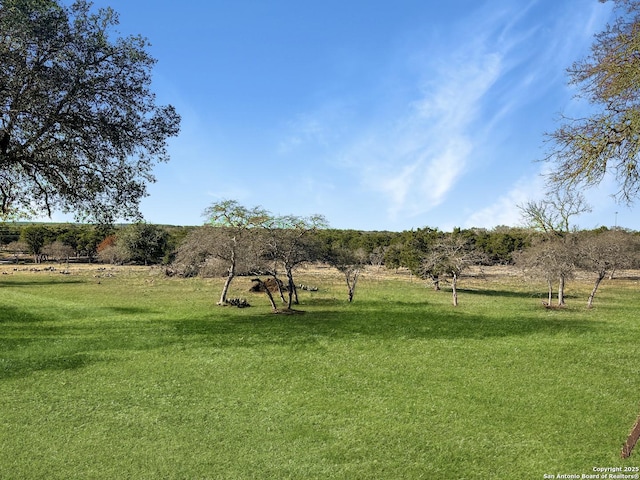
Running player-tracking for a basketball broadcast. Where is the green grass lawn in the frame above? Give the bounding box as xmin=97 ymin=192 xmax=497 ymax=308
xmin=1 ymin=267 xmax=639 ymax=479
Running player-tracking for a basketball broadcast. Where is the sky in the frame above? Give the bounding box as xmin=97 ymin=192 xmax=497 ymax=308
xmin=62 ymin=0 xmax=638 ymax=231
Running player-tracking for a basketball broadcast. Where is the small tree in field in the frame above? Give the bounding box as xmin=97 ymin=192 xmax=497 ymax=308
xmin=421 ymin=234 xmax=485 ymax=307
xmin=515 ymin=237 xmax=576 ymax=306
xmin=20 ymin=224 xmax=51 ymax=263
xmin=42 ymin=241 xmax=74 ymax=263
xmin=201 ymin=200 xmax=269 ymax=305
xmin=519 ymin=189 xmax=589 ymax=306
xmin=263 ymin=214 xmax=327 ymax=310
xmin=326 ymin=246 xmax=367 ymax=303
xmin=577 ymin=229 xmax=637 ymax=308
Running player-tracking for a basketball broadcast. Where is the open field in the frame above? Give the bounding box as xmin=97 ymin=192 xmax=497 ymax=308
xmin=1 ymin=265 xmax=639 ymax=479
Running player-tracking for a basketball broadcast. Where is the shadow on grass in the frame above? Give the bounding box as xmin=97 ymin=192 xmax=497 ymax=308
xmin=0 ymin=299 xmax=602 ymax=380
xmin=417 ymin=287 xmax=583 ymax=301
xmin=0 ymin=303 xmax=164 ymax=379
xmin=0 ymin=279 xmax=86 ymax=287
xmin=169 ymin=303 xmax=600 ymax=350
xmin=458 ymin=288 xmax=542 ymax=299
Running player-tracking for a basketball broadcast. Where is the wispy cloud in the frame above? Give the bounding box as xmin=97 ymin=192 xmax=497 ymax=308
xmin=268 ymin=0 xmax=617 ymax=230
xmin=340 ymin=31 xmax=506 ymax=220
xmin=463 ymin=173 xmax=546 ymax=228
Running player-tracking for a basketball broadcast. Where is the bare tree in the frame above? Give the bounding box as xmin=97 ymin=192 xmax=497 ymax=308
xmin=4 ymin=240 xmax=28 ymax=263
xmin=421 ymin=235 xmax=485 ymax=307
xmin=577 ymin=229 xmax=637 ymax=308
xmin=263 ymin=214 xmax=328 ymax=310
xmin=519 ymin=190 xmax=592 ymax=234
xmin=369 ymin=246 xmax=387 ymax=272
xmin=519 ymin=189 xmax=590 ymax=305
xmin=515 ymin=236 xmax=576 ymax=307
xmin=327 ymin=247 xmax=367 ymax=303
xmin=42 ymin=241 xmax=74 ymax=263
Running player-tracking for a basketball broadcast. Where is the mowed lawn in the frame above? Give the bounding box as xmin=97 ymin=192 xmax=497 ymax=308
xmin=0 ymin=266 xmax=639 ymax=479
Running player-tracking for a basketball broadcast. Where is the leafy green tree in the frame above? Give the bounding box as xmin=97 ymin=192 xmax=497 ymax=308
xmin=0 ymin=223 xmax=21 ymax=245
xmin=546 ymin=0 xmax=640 ymax=203
xmin=20 ymin=224 xmax=53 ymax=263
xmin=481 ymin=227 xmax=531 ymax=264
xmin=0 ymin=0 xmax=180 ymax=222
xmin=116 ymin=223 xmax=169 ymax=265
xmin=384 ymin=227 xmax=442 ymax=277
xmin=77 ymin=224 xmax=112 ymax=261
xmin=54 ymin=226 xmax=82 ymax=255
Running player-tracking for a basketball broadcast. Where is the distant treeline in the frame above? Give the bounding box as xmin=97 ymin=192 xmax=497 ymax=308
xmin=2 ymin=222 xmax=637 ymax=268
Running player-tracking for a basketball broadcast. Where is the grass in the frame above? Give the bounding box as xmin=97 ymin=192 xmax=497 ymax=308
xmin=0 ymin=265 xmax=639 ymax=479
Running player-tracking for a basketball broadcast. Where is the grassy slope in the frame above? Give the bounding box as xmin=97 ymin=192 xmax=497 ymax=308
xmin=0 ymin=267 xmax=639 ymax=479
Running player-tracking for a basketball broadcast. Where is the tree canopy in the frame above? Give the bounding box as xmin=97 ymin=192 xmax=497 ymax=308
xmin=546 ymin=0 xmax=640 ymax=203
xmin=0 ymin=0 xmax=180 ymax=222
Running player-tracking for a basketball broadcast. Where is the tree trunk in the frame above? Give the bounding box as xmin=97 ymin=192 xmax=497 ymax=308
xmin=587 ymin=273 xmax=605 ymax=309
xmin=285 ymin=268 xmax=296 ymax=309
xmin=433 ymin=276 xmax=440 ymax=291
xmin=622 ymin=413 xmax=640 ymax=459
xmin=218 ymin=253 xmax=236 ymax=305
xmin=251 ymin=279 xmax=278 ymax=312
xmin=557 ymin=274 xmax=566 ymax=306
xmin=547 ymin=279 xmax=553 ymax=306
xmin=218 ymin=270 xmax=235 ymax=305
xmin=219 ymin=239 xmax=237 ymax=306
xmin=451 ymin=272 xmax=458 ymax=307
xmin=271 ymin=273 xmax=286 ymax=303
xmin=346 ymin=269 xmax=360 ymax=303
xmin=292 ymin=282 xmax=299 ymax=305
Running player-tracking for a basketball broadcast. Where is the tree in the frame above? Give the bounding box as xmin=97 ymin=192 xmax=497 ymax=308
xmin=20 ymin=224 xmax=51 ymax=263
xmin=545 ymin=0 xmax=640 ymax=203
xmin=518 ymin=190 xmax=592 ymax=234
xmin=421 ymin=235 xmax=485 ymax=307
xmin=0 ymin=0 xmax=180 ymax=222
xmin=263 ymin=214 xmax=328 ymax=310
xmin=326 ymin=246 xmax=367 ymax=303
xmin=515 ymin=236 xmax=577 ymax=307
xmin=96 ymin=235 xmax=124 ymax=264
xmin=201 ymin=200 xmax=269 ymax=305
xmin=577 ymin=229 xmax=637 ymax=307
xmin=4 ymin=240 xmax=28 ymax=263
xmin=519 ymin=190 xmax=590 ymax=305
xmin=384 ymin=227 xmax=443 ymax=283
xmin=116 ymin=222 xmax=169 ymax=265
xmin=42 ymin=240 xmax=74 ymax=263
xmin=78 ymin=224 xmax=112 ymax=261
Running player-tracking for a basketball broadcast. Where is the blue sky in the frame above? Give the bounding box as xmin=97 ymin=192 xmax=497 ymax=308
xmin=77 ymin=0 xmax=637 ymax=231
